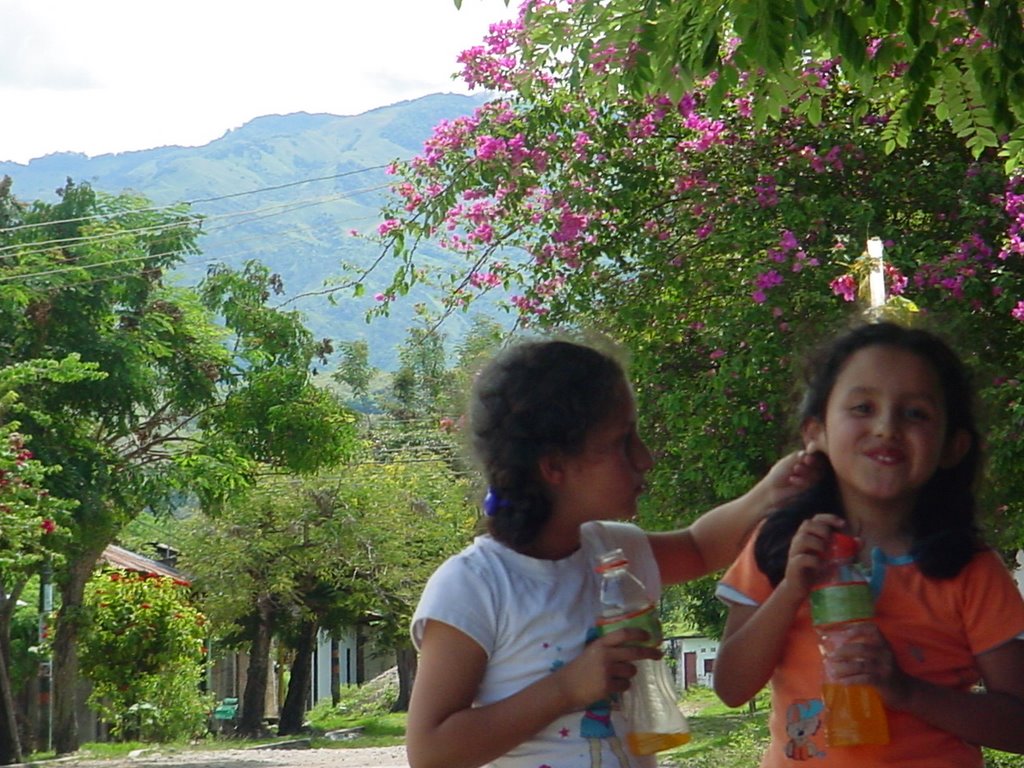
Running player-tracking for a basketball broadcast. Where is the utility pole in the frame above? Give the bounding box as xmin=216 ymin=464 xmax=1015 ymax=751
xmin=38 ymin=557 xmax=53 ymax=752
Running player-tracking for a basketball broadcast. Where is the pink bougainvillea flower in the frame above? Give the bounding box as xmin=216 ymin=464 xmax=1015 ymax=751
xmin=830 ymin=274 xmax=858 ymax=302
xmin=377 ymin=219 xmax=401 ymax=237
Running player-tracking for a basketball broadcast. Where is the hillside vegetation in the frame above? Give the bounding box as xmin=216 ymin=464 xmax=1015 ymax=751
xmin=0 ymin=93 xmax=505 ymax=369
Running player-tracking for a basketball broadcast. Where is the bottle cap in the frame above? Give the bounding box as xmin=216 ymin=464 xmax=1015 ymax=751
xmin=596 ymin=548 xmax=629 ymax=573
xmin=828 ymin=532 xmax=858 ymax=559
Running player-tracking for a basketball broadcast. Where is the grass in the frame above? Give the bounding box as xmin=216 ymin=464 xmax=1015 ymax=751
xmin=304 ymin=670 xmax=407 ymax=749
xmin=660 ymin=686 xmax=770 ymax=767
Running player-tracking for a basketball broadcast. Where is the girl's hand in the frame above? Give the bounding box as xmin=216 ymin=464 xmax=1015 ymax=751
xmin=779 ymin=513 xmax=846 ymax=598
xmin=823 ymin=623 xmax=914 ymax=708
xmin=553 ymin=628 xmax=662 ymax=710
xmin=762 ymin=449 xmax=826 ymax=510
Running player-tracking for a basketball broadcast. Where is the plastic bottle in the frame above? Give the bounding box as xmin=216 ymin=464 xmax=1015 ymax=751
xmin=595 ymin=548 xmax=691 ymax=755
xmin=809 ymin=532 xmax=890 ymax=747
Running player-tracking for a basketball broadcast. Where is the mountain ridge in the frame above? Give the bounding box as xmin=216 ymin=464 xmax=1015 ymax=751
xmin=0 ymin=92 xmax=502 ymax=369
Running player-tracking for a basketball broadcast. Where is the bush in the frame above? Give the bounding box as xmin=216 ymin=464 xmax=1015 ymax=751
xmin=80 ymin=570 xmax=211 ymax=742
xmin=986 ymin=750 xmax=1024 ymax=768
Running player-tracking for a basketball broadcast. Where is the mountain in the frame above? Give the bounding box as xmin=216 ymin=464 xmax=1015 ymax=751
xmin=0 ymin=93 xmax=506 ymax=370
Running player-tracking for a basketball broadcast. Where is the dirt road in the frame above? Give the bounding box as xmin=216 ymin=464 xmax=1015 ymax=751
xmin=59 ymin=746 xmax=409 ymax=768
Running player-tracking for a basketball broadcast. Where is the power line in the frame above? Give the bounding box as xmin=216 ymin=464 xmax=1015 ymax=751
xmin=0 ymin=165 xmax=392 ymax=237
xmin=0 ymin=185 xmax=393 ymax=282
xmin=0 ymin=182 xmax=391 ymax=263
xmin=0 ymin=211 xmax=393 ymax=297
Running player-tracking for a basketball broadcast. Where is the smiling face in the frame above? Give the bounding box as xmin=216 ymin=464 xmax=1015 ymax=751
xmin=803 ymin=344 xmax=965 ymax=522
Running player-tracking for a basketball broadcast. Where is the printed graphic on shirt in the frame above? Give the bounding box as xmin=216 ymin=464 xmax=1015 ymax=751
xmin=784 ymin=698 xmax=825 ymax=761
xmin=573 ymin=625 xmax=632 ymax=768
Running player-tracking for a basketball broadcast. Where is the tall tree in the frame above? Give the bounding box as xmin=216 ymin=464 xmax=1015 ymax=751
xmin=0 ymin=179 xmax=356 ymax=753
xmin=182 ymin=458 xmax=472 ymax=732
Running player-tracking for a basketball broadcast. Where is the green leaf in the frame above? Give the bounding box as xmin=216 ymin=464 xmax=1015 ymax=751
xmin=907 ymin=40 xmax=937 ymax=84
xmin=807 ymin=95 xmax=823 ymax=125
xmin=834 ymin=10 xmax=866 ymax=72
xmin=906 ymin=0 xmax=925 ymax=45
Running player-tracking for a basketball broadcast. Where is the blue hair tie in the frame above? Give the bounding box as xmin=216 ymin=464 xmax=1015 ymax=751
xmin=483 ymin=487 xmax=510 ymax=516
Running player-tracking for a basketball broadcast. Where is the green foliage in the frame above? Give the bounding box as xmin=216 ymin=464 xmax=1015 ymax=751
xmin=181 ymin=454 xmax=474 ymax=660
xmin=9 ymin=587 xmax=44 ymax=693
xmin=309 ymin=673 xmax=399 ymax=725
xmin=512 ymin=0 xmax=1024 ymax=168
xmin=663 ymin=577 xmax=726 ymax=641
xmin=382 ymin=10 xmax=1024 ymax=636
xmin=80 ymin=570 xmax=211 ymax=742
xmin=305 ymin=673 xmax=406 ymax=748
xmin=333 ymin=340 xmax=375 ymax=402
xmin=1 ymin=177 xmax=365 ymax=751
xmin=985 ymin=749 xmax=1024 ymax=768
xmin=0 ymin=424 xmax=74 ymax=577
xmin=0 ymin=95 xmax=503 ymax=371
xmin=382 ymin=56 xmax=1024 ymax=516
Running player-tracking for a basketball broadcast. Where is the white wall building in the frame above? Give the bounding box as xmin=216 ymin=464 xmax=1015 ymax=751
xmin=666 ymin=634 xmax=720 ymax=690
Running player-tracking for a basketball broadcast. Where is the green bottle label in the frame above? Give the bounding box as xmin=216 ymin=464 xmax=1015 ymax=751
xmin=597 ymin=606 xmax=662 ymax=647
xmin=810 ymin=583 xmax=874 ymax=626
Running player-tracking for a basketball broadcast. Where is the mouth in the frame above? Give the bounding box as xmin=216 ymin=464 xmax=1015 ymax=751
xmin=866 ymin=448 xmax=904 ymax=465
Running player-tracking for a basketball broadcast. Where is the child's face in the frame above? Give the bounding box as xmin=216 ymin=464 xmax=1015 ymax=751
xmin=559 ymin=386 xmax=654 ymax=523
xmin=803 ymin=344 xmax=962 ymax=519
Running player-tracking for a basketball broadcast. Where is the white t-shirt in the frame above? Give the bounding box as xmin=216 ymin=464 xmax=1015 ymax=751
xmin=411 ymin=520 xmax=661 ymax=768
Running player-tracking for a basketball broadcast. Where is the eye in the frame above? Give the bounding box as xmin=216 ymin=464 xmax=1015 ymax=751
xmin=849 ymin=402 xmax=872 ymax=415
xmin=904 ymin=406 xmax=932 ymax=421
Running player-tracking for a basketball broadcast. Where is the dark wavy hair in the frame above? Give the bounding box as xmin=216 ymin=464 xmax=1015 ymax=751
xmin=755 ymin=321 xmax=983 ymax=585
xmin=469 ymin=339 xmax=629 ymax=551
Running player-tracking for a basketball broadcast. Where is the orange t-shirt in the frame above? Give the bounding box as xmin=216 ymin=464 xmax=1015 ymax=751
xmin=718 ymin=536 xmax=1024 ymax=767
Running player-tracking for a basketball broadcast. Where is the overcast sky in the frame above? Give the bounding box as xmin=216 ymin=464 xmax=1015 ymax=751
xmin=0 ymin=0 xmax=517 ymax=164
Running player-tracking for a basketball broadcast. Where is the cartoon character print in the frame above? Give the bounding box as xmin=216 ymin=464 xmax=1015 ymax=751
xmin=575 ymin=626 xmax=632 ymax=768
xmin=784 ymin=698 xmax=825 ymax=760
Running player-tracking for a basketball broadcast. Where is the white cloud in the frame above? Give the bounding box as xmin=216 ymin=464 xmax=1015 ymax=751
xmin=0 ymin=0 xmax=516 ymax=163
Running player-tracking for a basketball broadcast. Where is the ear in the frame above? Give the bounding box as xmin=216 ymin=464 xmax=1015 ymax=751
xmin=538 ymin=452 xmax=567 ymax=487
xmin=940 ymin=428 xmax=972 ymax=469
xmin=800 ymin=418 xmax=825 ymax=455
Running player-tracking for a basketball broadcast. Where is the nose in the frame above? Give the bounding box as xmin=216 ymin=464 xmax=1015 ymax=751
xmin=629 ymin=433 xmax=655 ymax=473
xmin=873 ymin=407 xmax=899 ymax=438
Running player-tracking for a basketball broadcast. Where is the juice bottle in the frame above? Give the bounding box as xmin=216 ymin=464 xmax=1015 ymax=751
xmin=810 ymin=533 xmax=890 ymax=747
xmin=595 ymin=549 xmax=691 ymax=755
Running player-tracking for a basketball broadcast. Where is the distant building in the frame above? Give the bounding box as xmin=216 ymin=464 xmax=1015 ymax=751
xmin=665 ymin=633 xmax=719 ymax=690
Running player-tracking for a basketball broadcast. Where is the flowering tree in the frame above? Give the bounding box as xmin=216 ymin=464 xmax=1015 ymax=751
xmin=376 ymin=4 xmax=1024 ymax=551
xmin=80 ymin=570 xmax=209 ymax=742
xmin=465 ymin=0 xmax=1024 ymax=168
xmin=0 ymin=406 xmax=75 ymax=764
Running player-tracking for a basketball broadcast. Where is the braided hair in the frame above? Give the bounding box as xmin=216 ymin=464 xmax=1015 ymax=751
xmin=470 ymin=339 xmax=628 ymax=551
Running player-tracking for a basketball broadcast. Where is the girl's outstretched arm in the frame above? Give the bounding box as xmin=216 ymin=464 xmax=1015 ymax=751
xmin=406 ymin=620 xmax=661 ymax=768
xmin=650 ymin=449 xmax=821 ymax=585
